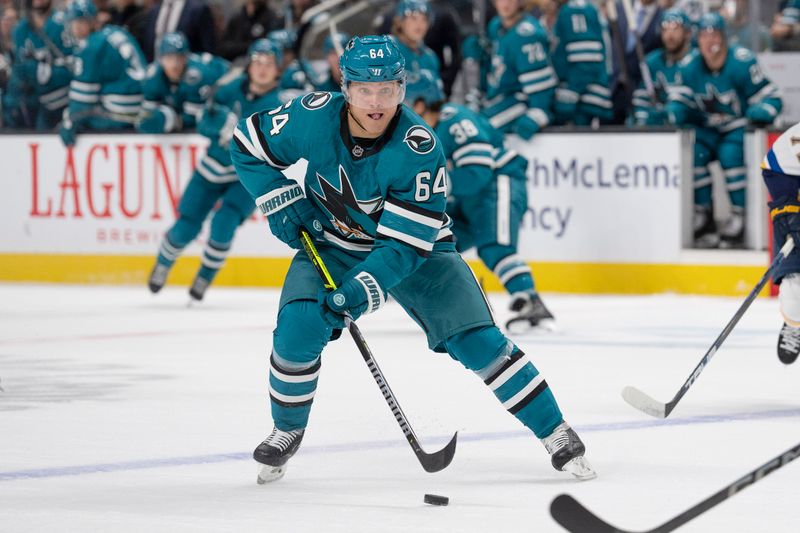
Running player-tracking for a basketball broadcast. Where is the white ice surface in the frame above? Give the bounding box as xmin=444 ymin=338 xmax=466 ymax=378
xmin=1 ymin=284 xmax=799 ymax=533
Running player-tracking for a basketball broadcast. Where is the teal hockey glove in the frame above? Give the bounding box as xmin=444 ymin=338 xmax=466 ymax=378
xmin=746 ymin=104 xmax=777 ymax=126
xmin=137 ymin=105 xmax=180 ymax=133
xmin=318 ymin=271 xmax=386 ymax=328
xmin=256 ymin=183 xmax=322 ymax=249
xmin=198 ymin=104 xmax=238 ymax=147
xmin=59 ymin=109 xmax=77 ymax=146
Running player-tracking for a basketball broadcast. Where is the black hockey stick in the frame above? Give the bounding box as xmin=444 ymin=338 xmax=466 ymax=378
xmin=550 ymin=440 xmax=800 ymax=532
xmin=622 ymin=237 xmax=795 ymax=418
xmin=299 ymin=228 xmax=458 ymax=473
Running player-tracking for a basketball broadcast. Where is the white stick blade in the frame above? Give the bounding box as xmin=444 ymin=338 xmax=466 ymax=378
xmin=621 ymin=386 xmax=667 ymax=418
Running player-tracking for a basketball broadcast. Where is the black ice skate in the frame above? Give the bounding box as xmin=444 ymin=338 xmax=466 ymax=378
xmin=188 ymin=276 xmax=210 ymax=302
xmin=541 ymin=422 xmax=596 ymax=481
xmin=254 ymin=427 xmax=305 ymax=484
xmin=719 ymin=206 xmax=745 ymax=249
xmin=693 ymin=205 xmax=720 ymax=249
xmin=777 ymin=323 xmax=800 ymax=365
xmin=506 ymin=292 xmax=556 ymax=334
xmin=147 ymin=263 xmax=170 ymax=294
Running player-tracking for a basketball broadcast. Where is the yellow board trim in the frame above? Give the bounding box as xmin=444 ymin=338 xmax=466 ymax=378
xmin=0 ymin=253 xmax=770 ymax=296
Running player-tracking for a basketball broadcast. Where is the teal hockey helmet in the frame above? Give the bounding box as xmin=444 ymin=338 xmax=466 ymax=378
xmin=661 ymin=8 xmax=691 ymax=28
xmin=66 ymin=0 xmax=97 ymax=20
xmin=340 ymin=35 xmax=406 ymax=107
xmin=267 ymin=29 xmax=297 ymax=51
xmin=159 ymin=32 xmax=189 ymax=56
xmin=395 ymin=0 xmax=430 ymax=18
xmin=323 ymin=31 xmax=350 ymax=55
xmin=404 ymin=69 xmax=444 ymax=108
xmin=698 ymin=12 xmax=726 ymax=33
xmin=248 ymin=38 xmax=283 ymax=65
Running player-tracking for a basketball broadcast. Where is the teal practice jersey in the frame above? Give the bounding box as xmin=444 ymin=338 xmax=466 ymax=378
xmin=632 ymin=48 xmax=691 ymax=125
xmin=393 ymin=37 xmax=441 ymax=83
xmin=195 ymin=75 xmax=292 ymax=183
xmin=12 ymin=9 xmax=74 ymax=115
xmin=68 ymin=25 xmax=146 ymax=123
xmin=230 ymin=92 xmax=453 ymax=292
xmin=666 ymin=46 xmax=782 ymax=131
xmin=141 ymin=52 xmax=229 ymax=131
xmin=483 ymin=14 xmax=556 ymax=137
xmin=435 ymin=103 xmax=526 ymax=198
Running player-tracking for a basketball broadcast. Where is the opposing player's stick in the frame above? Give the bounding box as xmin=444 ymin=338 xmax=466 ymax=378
xmin=622 ymin=237 xmax=795 ymax=418
xmin=550 ymin=440 xmax=800 ymax=532
xmin=299 ymin=228 xmax=458 ymax=473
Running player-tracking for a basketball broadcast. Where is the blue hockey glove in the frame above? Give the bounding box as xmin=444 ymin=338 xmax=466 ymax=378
xmin=59 ymin=109 xmax=77 ymax=146
xmin=771 ymin=198 xmax=800 ymax=247
xmin=256 ymin=183 xmax=323 ymax=249
xmin=317 ymin=271 xmax=386 ymax=328
xmin=746 ymin=104 xmax=777 ymax=126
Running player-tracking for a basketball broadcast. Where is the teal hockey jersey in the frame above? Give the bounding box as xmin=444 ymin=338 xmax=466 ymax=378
xmin=551 ymin=0 xmax=609 ymax=84
xmin=230 ymin=92 xmax=452 ymax=292
xmin=12 ymin=9 xmax=74 ymax=115
xmin=666 ymin=46 xmax=782 ymax=131
xmin=394 ymin=37 xmax=441 ymax=83
xmin=141 ymin=52 xmax=229 ymax=131
xmin=483 ymin=14 xmax=556 ymax=138
xmin=68 ymin=25 xmax=146 ymax=124
xmin=632 ymin=48 xmax=691 ymax=125
xmin=195 ymin=75 xmax=291 ymax=183
xmin=435 ymin=103 xmax=526 ymax=198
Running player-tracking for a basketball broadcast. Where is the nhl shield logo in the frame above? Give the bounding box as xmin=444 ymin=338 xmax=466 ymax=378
xmin=352 ymin=145 xmax=364 ymax=157
xmin=403 ymin=126 xmax=436 ymax=154
xmin=301 ymin=91 xmax=332 ymax=110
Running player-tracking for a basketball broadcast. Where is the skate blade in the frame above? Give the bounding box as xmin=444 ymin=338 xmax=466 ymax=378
xmin=562 ymin=456 xmax=597 ymax=481
xmin=506 ymin=317 xmax=557 ymax=335
xmin=256 ymin=464 xmax=286 ymax=484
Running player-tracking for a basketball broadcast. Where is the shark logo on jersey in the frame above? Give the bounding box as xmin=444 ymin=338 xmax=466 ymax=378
xmin=516 ymin=21 xmax=535 ymax=36
xmin=184 ymin=67 xmax=202 ymax=85
xmin=403 ymin=126 xmax=435 ymax=154
xmin=696 ymin=84 xmax=741 ymax=126
xmin=311 ymin=165 xmax=383 ymax=239
xmin=301 ymin=91 xmax=332 ymax=110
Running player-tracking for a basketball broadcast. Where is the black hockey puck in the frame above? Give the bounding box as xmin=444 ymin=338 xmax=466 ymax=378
xmin=424 ymin=494 xmax=449 ymax=506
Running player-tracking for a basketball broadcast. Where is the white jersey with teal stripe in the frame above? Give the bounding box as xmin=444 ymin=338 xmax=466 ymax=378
xmin=763 ymin=122 xmax=800 ymax=178
xmin=230 ymin=92 xmax=452 ymax=291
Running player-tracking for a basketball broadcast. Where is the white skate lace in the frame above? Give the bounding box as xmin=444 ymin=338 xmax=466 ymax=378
xmin=779 ymin=324 xmax=800 ymax=352
xmin=265 ymin=428 xmax=302 ymax=452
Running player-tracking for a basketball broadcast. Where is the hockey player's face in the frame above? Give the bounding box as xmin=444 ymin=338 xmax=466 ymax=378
xmin=494 ymin=0 xmax=521 ymax=19
xmin=70 ymin=18 xmax=92 ymax=40
xmin=698 ymin=29 xmax=725 ymax=59
xmin=161 ymin=54 xmax=187 ymax=83
xmin=248 ymin=55 xmax=279 ymax=86
xmin=661 ymin=22 xmax=689 ymax=53
xmin=399 ymin=13 xmax=429 ymax=43
xmin=346 ymin=81 xmax=402 ymax=136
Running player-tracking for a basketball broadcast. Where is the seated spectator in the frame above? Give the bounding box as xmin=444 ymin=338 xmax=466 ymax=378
xmin=60 ymin=0 xmax=146 ymax=145
xmin=141 ymin=0 xmax=217 ymax=62
xmin=217 ymin=0 xmax=280 ymax=62
xmin=771 ymin=0 xmax=800 ymax=51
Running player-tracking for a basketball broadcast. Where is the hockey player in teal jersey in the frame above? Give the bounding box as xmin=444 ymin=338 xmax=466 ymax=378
xmin=405 ymin=70 xmax=555 ymax=333
xmin=59 ymin=0 xmax=146 ymax=146
xmin=148 ymin=39 xmax=291 ymax=302
xmin=230 ymin=35 xmax=595 ymax=483
xmin=9 ymin=0 xmax=74 ymax=129
xmin=550 ymin=0 xmax=613 ymax=125
xmin=632 ymin=8 xmax=692 ymax=126
xmin=268 ymin=29 xmax=314 ymax=92
xmin=312 ymin=31 xmax=349 ymax=93
xmin=667 ymin=13 xmax=782 ymax=248
xmin=391 ymin=0 xmax=441 ymax=84
xmin=483 ymin=0 xmax=557 ymax=139
xmin=137 ymin=32 xmax=229 ymax=134
xmin=761 ymin=122 xmax=800 ymax=364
